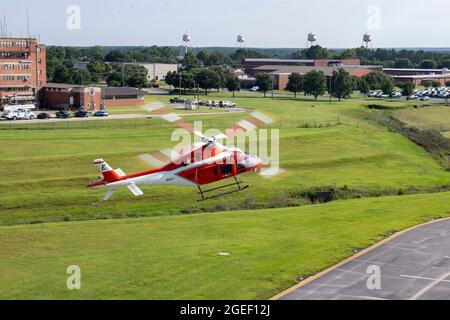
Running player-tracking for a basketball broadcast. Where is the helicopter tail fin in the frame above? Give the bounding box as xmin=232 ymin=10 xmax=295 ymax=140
xmin=93 ymin=159 xmax=123 ymax=183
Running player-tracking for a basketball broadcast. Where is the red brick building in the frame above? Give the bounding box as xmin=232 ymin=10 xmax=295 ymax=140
xmin=253 ymin=65 xmax=377 ymax=90
xmin=242 ymin=58 xmax=363 ymax=76
xmin=0 ymin=38 xmax=46 ymax=106
xmin=383 ymin=68 xmax=450 ymax=86
xmin=43 ymin=83 xmax=146 ymax=110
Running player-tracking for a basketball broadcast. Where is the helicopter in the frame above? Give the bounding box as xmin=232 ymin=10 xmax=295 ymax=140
xmin=87 ymin=103 xmax=282 ymax=201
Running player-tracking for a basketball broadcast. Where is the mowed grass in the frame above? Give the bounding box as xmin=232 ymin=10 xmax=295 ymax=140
xmin=0 ymin=192 xmax=449 ymax=299
xmin=0 ymin=95 xmax=449 ymax=225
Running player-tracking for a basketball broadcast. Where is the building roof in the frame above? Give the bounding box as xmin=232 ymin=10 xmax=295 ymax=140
xmin=45 ymin=83 xmax=83 ymax=89
xmin=383 ymin=68 xmax=449 ymax=72
xmin=391 ymin=74 xmax=450 ymax=79
xmin=254 ymin=65 xmax=374 ymax=77
xmin=244 ymin=58 xmax=314 ymax=63
xmin=102 ymin=87 xmax=147 ymax=96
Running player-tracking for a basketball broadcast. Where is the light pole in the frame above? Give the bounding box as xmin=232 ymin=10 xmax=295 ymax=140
xmin=329 ymin=76 xmax=332 ymax=103
xmin=271 ymin=74 xmax=275 ymax=100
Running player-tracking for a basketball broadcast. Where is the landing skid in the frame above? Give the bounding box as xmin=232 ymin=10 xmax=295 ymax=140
xmin=197 ymin=177 xmax=249 ymax=201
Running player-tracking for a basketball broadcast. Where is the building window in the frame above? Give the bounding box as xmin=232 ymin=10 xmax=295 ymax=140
xmin=2 ymin=64 xmax=14 ymax=70
xmin=16 ymin=41 xmax=28 ymax=47
xmin=18 ymin=64 xmax=30 ymax=70
xmin=17 ymin=76 xmax=29 ymax=81
xmin=2 ymin=76 xmax=15 ymax=81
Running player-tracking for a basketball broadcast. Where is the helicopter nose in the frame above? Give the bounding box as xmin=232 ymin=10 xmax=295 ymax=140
xmin=245 ymin=154 xmax=262 ymax=168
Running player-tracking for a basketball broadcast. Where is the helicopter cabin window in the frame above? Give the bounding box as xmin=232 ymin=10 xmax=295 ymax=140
xmin=220 ymin=164 xmax=233 ymax=175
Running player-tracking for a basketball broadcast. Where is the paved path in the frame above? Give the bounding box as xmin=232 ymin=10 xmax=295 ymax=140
xmin=276 ymin=218 xmax=450 ymax=300
xmin=0 ymin=110 xmax=246 ymax=125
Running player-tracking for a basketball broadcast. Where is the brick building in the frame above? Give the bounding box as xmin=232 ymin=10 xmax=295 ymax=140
xmin=242 ymin=58 xmax=362 ymax=76
xmin=383 ymin=68 xmax=450 ymax=86
xmin=0 ymin=38 xmax=46 ymax=106
xmin=43 ymin=83 xmax=146 ymax=110
xmin=253 ymin=65 xmax=377 ymax=90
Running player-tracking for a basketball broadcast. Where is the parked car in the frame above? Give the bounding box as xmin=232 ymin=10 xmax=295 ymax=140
xmin=55 ymin=110 xmax=72 ymax=119
xmin=420 ymin=96 xmax=430 ymax=101
xmin=37 ymin=112 xmax=51 ymax=119
xmin=250 ymin=86 xmax=259 ymax=92
xmin=74 ymin=110 xmax=90 ymax=118
xmin=170 ymin=97 xmax=186 ymax=104
xmin=94 ymin=110 xmax=109 ymax=117
xmin=219 ymin=101 xmax=237 ymax=108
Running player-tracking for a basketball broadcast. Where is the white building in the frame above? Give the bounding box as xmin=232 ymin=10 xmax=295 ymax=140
xmin=124 ymin=63 xmax=179 ymax=81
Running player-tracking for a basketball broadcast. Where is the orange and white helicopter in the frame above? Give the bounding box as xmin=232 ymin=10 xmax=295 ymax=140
xmin=87 ymin=103 xmax=282 ymax=201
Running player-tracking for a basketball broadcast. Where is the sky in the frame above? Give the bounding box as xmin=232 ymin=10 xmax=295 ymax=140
xmin=1 ymin=0 xmax=449 ymax=48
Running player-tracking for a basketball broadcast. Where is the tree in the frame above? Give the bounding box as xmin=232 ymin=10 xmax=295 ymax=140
xmin=400 ymin=82 xmax=415 ymax=96
xmin=394 ymin=58 xmax=413 ymax=68
xmin=418 ymin=60 xmax=436 ymax=69
xmin=285 ymin=73 xmax=304 ymax=97
xmin=181 ymin=71 xmax=195 ymax=92
xmin=358 ymin=79 xmax=371 ymax=97
xmin=255 ymin=73 xmax=272 ymax=97
xmin=330 ymin=68 xmax=353 ymax=101
xmin=362 ymin=71 xmax=392 ymax=90
xmin=182 ymin=52 xmax=202 ymax=71
xmin=196 ymin=50 xmax=210 ymax=66
xmin=292 ymin=45 xmax=331 ymax=59
xmin=106 ymin=71 xmax=123 ymax=87
xmin=87 ymin=61 xmax=107 ymax=83
xmin=195 ymin=69 xmax=220 ymax=95
xmin=225 ymin=74 xmax=241 ymax=97
xmin=381 ymin=77 xmax=395 ymax=95
xmin=438 ymin=59 xmax=450 ymax=69
xmin=303 ymin=70 xmax=327 ymax=100
xmin=53 ymin=64 xmax=72 ymax=83
xmin=104 ymin=50 xmax=131 ymax=62
xmin=445 ymin=81 xmax=450 ymax=87
xmin=84 ymin=46 xmax=106 ymax=61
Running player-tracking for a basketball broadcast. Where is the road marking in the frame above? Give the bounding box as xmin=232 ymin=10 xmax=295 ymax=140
xmin=357 ymin=296 xmax=389 ymax=300
xmin=400 ymin=274 xmax=450 ymax=283
xmin=444 ymin=256 xmax=450 ymax=259
xmin=410 ymin=272 xmax=450 ymax=300
xmin=271 ymin=217 xmax=450 ymax=300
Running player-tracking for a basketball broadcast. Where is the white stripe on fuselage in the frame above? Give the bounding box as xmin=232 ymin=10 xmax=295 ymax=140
xmin=106 ymin=151 xmax=231 ymax=188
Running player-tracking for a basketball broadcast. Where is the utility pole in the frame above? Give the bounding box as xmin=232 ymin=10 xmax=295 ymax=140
xmin=329 ymin=76 xmax=332 ymax=103
xmin=122 ymin=64 xmax=125 ymax=87
xmin=179 ymin=73 xmax=182 ymax=95
xmin=271 ymin=74 xmax=274 ymax=100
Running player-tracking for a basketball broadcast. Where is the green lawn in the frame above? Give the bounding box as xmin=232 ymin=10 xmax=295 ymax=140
xmin=0 ymin=95 xmax=449 ymax=225
xmin=0 ymin=192 xmax=449 ymax=299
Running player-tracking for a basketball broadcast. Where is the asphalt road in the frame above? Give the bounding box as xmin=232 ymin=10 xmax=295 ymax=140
xmin=277 ymin=218 xmax=450 ymax=300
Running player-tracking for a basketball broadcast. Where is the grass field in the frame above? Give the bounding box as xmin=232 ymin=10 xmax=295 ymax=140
xmin=0 ymin=192 xmax=449 ymax=299
xmin=1 ymin=92 xmax=449 ymax=299
xmin=394 ymin=105 xmax=450 ymax=131
xmin=1 ymin=94 xmax=449 ymax=225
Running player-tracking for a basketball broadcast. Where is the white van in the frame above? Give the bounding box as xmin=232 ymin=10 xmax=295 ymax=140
xmin=2 ymin=104 xmax=36 ymax=120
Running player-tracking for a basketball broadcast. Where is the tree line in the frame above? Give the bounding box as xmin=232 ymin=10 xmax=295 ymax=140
xmin=292 ymin=45 xmax=450 ymax=69
xmin=165 ymin=67 xmax=240 ymax=97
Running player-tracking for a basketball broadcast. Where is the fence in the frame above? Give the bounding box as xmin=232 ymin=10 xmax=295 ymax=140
xmin=0 ymin=114 xmax=368 ymax=131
